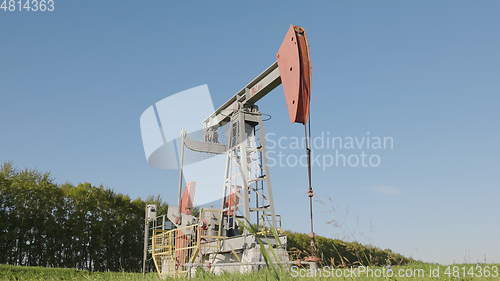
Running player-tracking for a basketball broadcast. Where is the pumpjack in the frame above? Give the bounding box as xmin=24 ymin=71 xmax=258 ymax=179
xmin=143 ymin=25 xmax=317 ymax=277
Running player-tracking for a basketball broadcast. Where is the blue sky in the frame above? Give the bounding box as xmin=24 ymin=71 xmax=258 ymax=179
xmin=1 ymin=1 xmax=499 ymax=264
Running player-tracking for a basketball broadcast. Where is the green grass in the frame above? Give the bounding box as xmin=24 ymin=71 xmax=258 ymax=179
xmin=1 ymin=263 xmax=500 ymax=281
xmin=0 ymin=264 xmax=160 ymax=281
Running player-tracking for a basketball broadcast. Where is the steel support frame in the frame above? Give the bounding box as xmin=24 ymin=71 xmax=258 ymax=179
xmin=219 ymin=106 xmax=277 ymax=232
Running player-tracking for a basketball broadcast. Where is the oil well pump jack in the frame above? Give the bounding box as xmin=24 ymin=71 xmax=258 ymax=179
xmin=142 ymin=25 xmax=318 ymax=277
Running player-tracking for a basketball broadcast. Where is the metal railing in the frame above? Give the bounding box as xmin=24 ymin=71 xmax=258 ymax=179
xmin=152 ymin=224 xmax=201 ymax=277
xmin=150 ymin=209 xmax=291 ymax=278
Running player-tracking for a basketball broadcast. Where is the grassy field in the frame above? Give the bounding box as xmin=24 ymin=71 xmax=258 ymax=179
xmin=1 ymin=263 xmax=500 ymax=281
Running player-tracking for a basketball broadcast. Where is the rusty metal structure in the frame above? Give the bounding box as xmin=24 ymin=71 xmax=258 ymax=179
xmin=143 ymin=25 xmax=317 ymax=278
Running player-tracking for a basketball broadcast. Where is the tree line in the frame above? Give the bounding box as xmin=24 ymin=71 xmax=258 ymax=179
xmin=286 ymin=232 xmax=413 ymax=266
xmin=0 ymin=162 xmax=412 ymax=272
xmin=0 ymin=162 xmax=167 ymax=272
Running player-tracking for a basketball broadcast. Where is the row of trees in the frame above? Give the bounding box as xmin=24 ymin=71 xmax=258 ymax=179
xmin=0 ymin=162 xmax=412 ymax=272
xmin=0 ymin=163 xmax=167 ymax=272
xmin=286 ymin=232 xmax=413 ymax=266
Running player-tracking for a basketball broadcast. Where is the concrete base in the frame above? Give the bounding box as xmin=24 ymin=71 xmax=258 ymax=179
xmin=189 ymin=234 xmax=290 ymax=276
